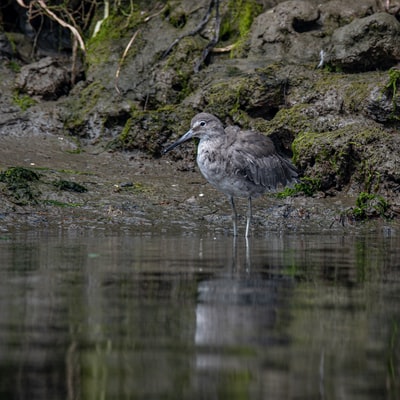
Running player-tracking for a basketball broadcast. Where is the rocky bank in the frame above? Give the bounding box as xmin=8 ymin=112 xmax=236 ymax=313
xmin=0 ymin=0 xmax=399 ymax=235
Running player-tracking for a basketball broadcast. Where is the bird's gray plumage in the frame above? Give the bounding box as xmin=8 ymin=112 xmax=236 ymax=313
xmin=163 ymin=112 xmax=298 ymax=236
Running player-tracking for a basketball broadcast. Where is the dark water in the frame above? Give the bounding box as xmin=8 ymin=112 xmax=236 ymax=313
xmin=0 ymin=229 xmax=399 ymax=400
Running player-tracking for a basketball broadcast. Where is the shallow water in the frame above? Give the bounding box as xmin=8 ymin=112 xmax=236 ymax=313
xmin=0 ymin=229 xmax=399 ymax=400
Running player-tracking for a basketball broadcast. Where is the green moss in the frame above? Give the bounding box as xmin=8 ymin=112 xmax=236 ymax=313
xmin=7 ymin=60 xmax=20 ymax=73
xmin=168 ymin=12 xmax=187 ymax=29
xmin=384 ymin=68 xmax=400 ymax=119
xmin=204 ymin=72 xmax=284 ymax=122
xmin=220 ymin=0 xmax=262 ymax=56
xmin=348 ymin=192 xmax=390 ymax=220
xmin=109 ymin=105 xmax=192 ymax=155
xmin=163 ymin=36 xmax=205 ymax=103
xmin=12 ymin=92 xmax=37 ymax=111
xmin=265 ymin=105 xmax=312 ymax=141
xmin=205 ymin=80 xmax=242 ymax=117
xmin=62 ymin=81 xmax=106 ymax=132
xmin=52 ymin=180 xmax=88 ymax=193
xmin=277 ymin=177 xmax=321 ymax=198
xmin=292 ymin=124 xmax=391 ymax=191
xmin=0 ymin=167 xmax=41 ymax=205
xmin=87 ymin=7 xmax=144 ymax=66
xmin=120 ymin=117 xmax=133 ymax=142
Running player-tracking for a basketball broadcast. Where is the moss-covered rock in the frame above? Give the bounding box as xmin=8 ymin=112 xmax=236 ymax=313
xmin=0 ymin=167 xmax=41 ymax=205
xmin=202 ymin=70 xmax=284 ymax=122
xmin=109 ymin=106 xmax=194 ymax=155
xmin=293 ymin=123 xmax=400 ymax=192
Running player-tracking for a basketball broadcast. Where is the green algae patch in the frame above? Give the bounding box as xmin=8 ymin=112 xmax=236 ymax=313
xmin=343 ymin=192 xmax=392 ymax=221
xmin=0 ymin=167 xmax=41 ymax=205
xmin=113 ymin=181 xmax=149 ymax=194
xmin=52 ymin=180 xmax=88 ymax=193
xmin=277 ymin=177 xmax=322 ymax=198
xmin=0 ymin=167 xmax=40 ymax=183
xmin=0 ymin=166 xmax=91 ymax=207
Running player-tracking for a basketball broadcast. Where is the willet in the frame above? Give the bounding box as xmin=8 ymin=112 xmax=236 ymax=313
xmin=163 ymin=113 xmax=298 ymax=237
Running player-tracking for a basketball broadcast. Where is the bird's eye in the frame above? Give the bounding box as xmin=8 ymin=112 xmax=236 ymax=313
xmin=200 ymin=121 xmax=206 ymax=127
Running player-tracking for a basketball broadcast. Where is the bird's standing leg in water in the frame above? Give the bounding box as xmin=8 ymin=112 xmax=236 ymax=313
xmin=230 ymin=196 xmax=252 ymax=237
xmin=245 ymin=197 xmax=252 ymax=239
xmin=229 ymin=196 xmax=238 ymax=237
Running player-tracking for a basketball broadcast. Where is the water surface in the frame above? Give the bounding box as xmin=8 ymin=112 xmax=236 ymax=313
xmin=0 ymin=230 xmax=399 ymax=399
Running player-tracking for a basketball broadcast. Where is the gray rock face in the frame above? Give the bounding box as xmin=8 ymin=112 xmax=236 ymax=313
xmin=328 ymin=12 xmax=400 ymax=71
xmin=0 ymin=31 xmax=13 ymax=58
xmin=249 ymin=0 xmax=382 ymax=65
xmin=249 ymin=0 xmax=323 ymax=63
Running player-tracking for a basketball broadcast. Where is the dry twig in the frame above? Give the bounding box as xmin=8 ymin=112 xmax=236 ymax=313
xmin=115 ymin=29 xmax=141 ymax=94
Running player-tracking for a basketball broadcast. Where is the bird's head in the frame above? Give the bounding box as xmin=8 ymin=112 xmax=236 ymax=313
xmin=163 ymin=113 xmax=224 ymax=154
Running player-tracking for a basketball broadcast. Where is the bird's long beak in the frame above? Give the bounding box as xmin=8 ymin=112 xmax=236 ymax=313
xmin=162 ymin=129 xmax=194 ymax=154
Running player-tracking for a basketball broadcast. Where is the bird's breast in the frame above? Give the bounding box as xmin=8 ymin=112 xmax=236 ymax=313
xmin=196 ymin=145 xmax=225 ymax=184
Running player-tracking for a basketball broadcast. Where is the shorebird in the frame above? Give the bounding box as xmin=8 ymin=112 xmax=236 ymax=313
xmin=163 ymin=113 xmax=298 ymax=237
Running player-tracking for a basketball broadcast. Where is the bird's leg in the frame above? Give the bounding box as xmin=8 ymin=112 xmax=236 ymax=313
xmin=229 ymin=196 xmax=238 ymax=236
xmin=245 ymin=197 xmax=252 ymax=238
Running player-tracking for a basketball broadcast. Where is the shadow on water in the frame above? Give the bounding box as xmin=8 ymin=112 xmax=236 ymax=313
xmin=0 ymin=230 xmax=399 ymax=399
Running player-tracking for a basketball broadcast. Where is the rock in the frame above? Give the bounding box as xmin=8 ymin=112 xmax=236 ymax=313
xmin=0 ymin=31 xmax=13 ymax=58
xmin=249 ymin=0 xmax=322 ymax=63
xmin=328 ymin=12 xmax=400 ymax=72
xmin=293 ymin=122 xmax=400 ymax=192
xmin=365 ymin=85 xmax=400 ymax=122
xmin=314 ymin=89 xmax=344 ymax=114
xmin=3 ymin=32 xmax=36 ymax=63
xmin=15 ymin=56 xmax=71 ymax=99
xmin=318 ymin=0 xmax=378 ymax=30
xmin=248 ymin=0 xmax=380 ymax=64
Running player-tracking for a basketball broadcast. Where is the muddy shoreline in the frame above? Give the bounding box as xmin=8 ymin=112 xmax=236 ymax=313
xmin=0 ymin=128 xmax=397 ymax=236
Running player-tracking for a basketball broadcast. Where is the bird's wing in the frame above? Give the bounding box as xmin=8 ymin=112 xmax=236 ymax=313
xmin=226 ymin=131 xmax=298 ymax=190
